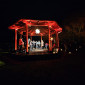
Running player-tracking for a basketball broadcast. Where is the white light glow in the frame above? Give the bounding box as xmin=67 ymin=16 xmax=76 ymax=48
xmin=60 ymin=49 xmax=63 ymax=51
xmin=53 ymin=52 xmax=55 ymax=54
xmin=69 ymin=52 xmax=71 ymax=54
xmin=51 ymin=37 xmax=53 ymax=41
xmin=35 ymin=29 xmax=40 ymax=34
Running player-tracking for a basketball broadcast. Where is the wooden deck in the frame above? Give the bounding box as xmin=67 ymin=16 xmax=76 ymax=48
xmin=15 ymin=48 xmax=49 ymax=56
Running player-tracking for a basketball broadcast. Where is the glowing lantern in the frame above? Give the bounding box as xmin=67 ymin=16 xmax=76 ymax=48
xmin=51 ymin=37 xmax=53 ymax=41
xmin=35 ymin=29 xmax=40 ymax=34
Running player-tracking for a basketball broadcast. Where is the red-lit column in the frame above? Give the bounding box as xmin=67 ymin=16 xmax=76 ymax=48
xmin=49 ymin=28 xmax=51 ymax=51
xmin=26 ymin=24 xmax=28 ymax=53
xmin=50 ymin=35 xmax=52 ymax=51
xmin=15 ymin=29 xmax=17 ymax=51
xmin=41 ymin=34 xmax=42 ymax=48
xmin=56 ymin=31 xmax=59 ymax=50
xmin=58 ymin=33 xmax=59 ymax=50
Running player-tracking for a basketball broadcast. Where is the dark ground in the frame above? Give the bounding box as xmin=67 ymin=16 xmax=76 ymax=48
xmin=0 ymin=52 xmax=85 ymax=85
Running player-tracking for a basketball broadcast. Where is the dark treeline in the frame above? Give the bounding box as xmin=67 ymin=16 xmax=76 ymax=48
xmin=59 ymin=15 xmax=85 ymax=53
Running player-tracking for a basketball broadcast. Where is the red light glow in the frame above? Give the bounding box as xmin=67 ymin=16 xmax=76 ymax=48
xmin=9 ymin=19 xmax=62 ymax=52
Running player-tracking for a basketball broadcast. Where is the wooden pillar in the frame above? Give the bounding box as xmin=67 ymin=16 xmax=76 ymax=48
xmin=26 ymin=24 xmax=28 ymax=53
xmin=15 ymin=29 xmax=17 ymax=51
xmin=50 ymin=35 xmax=52 ymax=51
xmin=49 ymin=28 xmax=51 ymax=51
xmin=41 ymin=34 xmax=42 ymax=48
xmin=58 ymin=33 xmax=59 ymax=50
xmin=56 ymin=31 xmax=59 ymax=50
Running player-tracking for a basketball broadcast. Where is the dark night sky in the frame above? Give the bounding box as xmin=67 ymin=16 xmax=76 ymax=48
xmin=0 ymin=0 xmax=85 ymax=43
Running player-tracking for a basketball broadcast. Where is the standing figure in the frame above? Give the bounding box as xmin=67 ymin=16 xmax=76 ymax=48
xmin=30 ymin=40 xmax=32 ymax=51
xmin=36 ymin=41 xmax=38 ymax=49
xmin=37 ymin=41 xmax=39 ymax=48
xmin=38 ymin=41 xmax=41 ymax=48
xmin=32 ymin=40 xmax=35 ymax=49
xmin=33 ymin=41 xmax=36 ymax=49
xmin=28 ymin=38 xmax=30 ymax=45
xmin=45 ymin=43 xmax=48 ymax=49
xmin=22 ymin=41 xmax=24 ymax=48
xmin=28 ymin=38 xmax=30 ymax=51
xmin=41 ymin=40 xmax=44 ymax=49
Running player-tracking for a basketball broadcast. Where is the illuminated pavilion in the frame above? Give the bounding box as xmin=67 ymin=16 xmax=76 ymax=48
xmin=9 ymin=19 xmax=62 ymax=53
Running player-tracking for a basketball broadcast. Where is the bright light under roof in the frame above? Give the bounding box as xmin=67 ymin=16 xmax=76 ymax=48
xmin=35 ymin=29 xmax=40 ymax=34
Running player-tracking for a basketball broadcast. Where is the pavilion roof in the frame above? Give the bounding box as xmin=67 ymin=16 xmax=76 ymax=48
xmin=9 ymin=19 xmax=62 ymax=36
